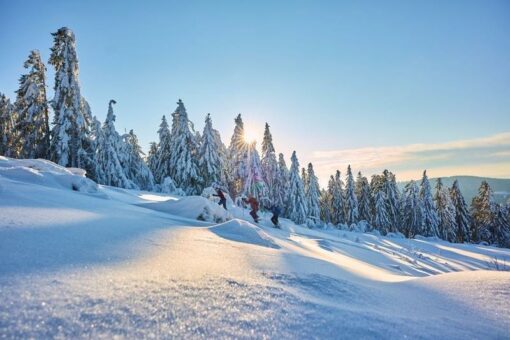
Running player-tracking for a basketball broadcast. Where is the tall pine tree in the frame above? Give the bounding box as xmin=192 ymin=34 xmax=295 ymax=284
xmin=305 ymin=163 xmax=321 ymax=224
xmin=344 ymin=165 xmax=359 ymax=225
xmin=419 ymin=170 xmax=439 ymax=237
xmin=96 ymin=100 xmax=136 ymax=189
xmin=261 ymin=123 xmax=279 ymax=204
xmin=227 ymin=114 xmax=249 ymax=199
xmin=286 ymin=151 xmax=308 ymax=224
xmin=199 ymin=113 xmax=223 ymax=187
xmin=435 ymin=178 xmax=457 ymax=242
xmin=0 ymin=93 xmax=16 ymax=157
xmin=450 ymin=179 xmax=471 ymax=243
xmin=153 ymin=115 xmax=172 ymax=184
xmin=49 ymin=27 xmax=93 ymax=170
xmin=14 ymin=50 xmax=50 ymax=159
xmin=168 ymin=99 xmax=201 ymax=194
xmin=356 ymin=172 xmax=372 ymax=223
xmin=401 ymin=181 xmax=424 ymax=238
xmin=123 ymin=129 xmax=155 ymax=190
xmin=274 ymin=153 xmax=290 ymax=211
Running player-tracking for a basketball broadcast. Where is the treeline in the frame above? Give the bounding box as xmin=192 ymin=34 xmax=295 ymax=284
xmin=1 ymin=27 xmax=509 ymax=248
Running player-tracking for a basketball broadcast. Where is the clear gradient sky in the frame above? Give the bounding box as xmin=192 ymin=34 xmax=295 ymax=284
xmin=1 ymin=0 xmax=509 ymax=185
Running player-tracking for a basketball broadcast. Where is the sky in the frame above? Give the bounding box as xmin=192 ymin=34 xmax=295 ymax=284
xmin=1 ymin=0 xmax=509 ymax=185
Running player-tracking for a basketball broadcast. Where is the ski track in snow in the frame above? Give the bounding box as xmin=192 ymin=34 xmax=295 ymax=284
xmin=0 ymin=157 xmax=509 ymax=339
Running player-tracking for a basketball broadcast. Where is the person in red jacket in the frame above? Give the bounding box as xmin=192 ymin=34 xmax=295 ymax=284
xmin=213 ymin=188 xmax=227 ymax=210
xmin=243 ymin=195 xmax=260 ymax=223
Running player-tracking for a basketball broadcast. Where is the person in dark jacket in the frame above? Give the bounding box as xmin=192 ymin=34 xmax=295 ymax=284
xmin=270 ymin=205 xmax=281 ymax=228
xmin=213 ymin=188 xmax=227 ymax=210
xmin=243 ymin=195 xmax=259 ymax=223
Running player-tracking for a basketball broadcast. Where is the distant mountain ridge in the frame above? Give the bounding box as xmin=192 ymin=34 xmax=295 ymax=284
xmin=399 ymin=176 xmax=510 ymax=204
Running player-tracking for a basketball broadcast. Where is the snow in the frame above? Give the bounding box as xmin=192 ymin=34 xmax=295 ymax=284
xmin=0 ymin=157 xmax=509 ymax=338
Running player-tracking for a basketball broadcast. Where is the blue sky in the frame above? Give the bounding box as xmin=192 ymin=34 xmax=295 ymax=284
xmin=1 ymin=0 xmax=509 ymax=184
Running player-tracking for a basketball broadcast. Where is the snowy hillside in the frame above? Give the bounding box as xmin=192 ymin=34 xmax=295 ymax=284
xmin=1 ymin=157 xmax=509 ymax=338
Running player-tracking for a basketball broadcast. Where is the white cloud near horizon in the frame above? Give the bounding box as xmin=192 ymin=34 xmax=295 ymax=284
xmin=312 ymin=132 xmax=510 ymax=183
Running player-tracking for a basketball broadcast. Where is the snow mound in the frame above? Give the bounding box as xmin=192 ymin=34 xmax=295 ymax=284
xmin=210 ymin=219 xmax=280 ymax=249
xmin=0 ymin=157 xmax=99 ymax=194
xmin=140 ymin=195 xmax=232 ymax=223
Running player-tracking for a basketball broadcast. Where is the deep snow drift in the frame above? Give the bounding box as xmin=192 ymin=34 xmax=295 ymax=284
xmin=0 ymin=157 xmax=509 ymax=338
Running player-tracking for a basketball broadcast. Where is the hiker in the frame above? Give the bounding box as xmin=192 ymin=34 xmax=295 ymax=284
xmin=213 ymin=187 xmax=227 ymax=210
xmin=243 ymin=195 xmax=259 ymax=223
xmin=270 ymin=204 xmax=281 ymax=228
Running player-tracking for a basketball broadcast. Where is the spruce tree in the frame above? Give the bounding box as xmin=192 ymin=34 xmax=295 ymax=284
xmin=356 ymin=172 xmax=372 ymax=223
xmin=243 ymin=142 xmax=268 ymax=203
xmin=168 ymin=99 xmax=201 ymax=194
xmin=274 ymin=153 xmax=290 ymax=211
xmin=471 ymin=181 xmax=496 ymax=244
xmin=88 ymin=116 xmax=105 ymax=183
xmin=449 ymin=180 xmax=471 ymax=243
xmin=419 ymin=170 xmax=439 ymax=237
xmin=435 ymin=178 xmax=457 ymax=242
xmin=373 ymin=190 xmax=391 ymax=234
xmin=147 ymin=142 xmax=158 ymax=177
xmin=344 ymin=165 xmax=359 ymax=225
xmin=332 ymin=170 xmax=346 ymax=226
xmin=320 ymin=188 xmax=332 ymax=224
xmin=153 ymin=115 xmax=172 ymax=184
xmin=199 ymin=113 xmax=223 ymax=187
xmin=493 ymin=204 xmax=510 ymax=248
xmin=261 ymin=123 xmax=279 ymax=204
xmin=286 ymin=151 xmax=308 ymax=224
xmin=227 ymin=114 xmax=248 ymax=199
xmin=326 ymin=175 xmax=337 ymax=224
xmin=0 ymin=93 xmax=16 ymax=157
xmin=305 ymin=163 xmax=321 ymax=224
xmin=382 ymin=170 xmax=401 ymax=232
xmin=401 ymin=181 xmax=424 ymax=238
xmin=123 ymin=129 xmax=155 ymax=190
xmin=14 ymin=50 xmax=50 ymax=159
xmin=96 ymin=100 xmax=136 ymax=189
xmin=49 ymin=27 xmax=93 ymax=170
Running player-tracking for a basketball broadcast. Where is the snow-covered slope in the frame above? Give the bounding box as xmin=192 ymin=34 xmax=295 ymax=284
xmin=0 ymin=157 xmax=509 ymax=338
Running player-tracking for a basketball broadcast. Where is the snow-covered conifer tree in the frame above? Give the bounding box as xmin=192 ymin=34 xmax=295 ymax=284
xmin=435 ymin=178 xmax=457 ymax=242
xmin=227 ymin=114 xmax=248 ymax=199
xmin=96 ymin=100 xmax=136 ymax=189
xmin=199 ymin=113 xmax=223 ymax=187
xmin=286 ymin=151 xmax=308 ymax=224
xmin=14 ymin=50 xmax=50 ymax=159
xmin=147 ymin=142 xmax=158 ymax=177
xmin=320 ymin=188 xmax=332 ymax=224
xmin=274 ymin=153 xmax=290 ymax=211
xmin=449 ymin=180 xmax=471 ymax=243
xmin=471 ymin=181 xmax=496 ymax=244
xmin=401 ymin=181 xmax=424 ymax=238
xmin=373 ymin=190 xmax=391 ymax=234
xmin=356 ymin=172 xmax=372 ymax=223
xmin=261 ymin=123 xmax=279 ymax=204
xmin=0 ymin=93 xmax=16 ymax=156
xmin=88 ymin=116 xmax=105 ymax=183
xmin=49 ymin=27 xmax=93 ymax=169
xmin=152 ymin=115 xmax=172 ymax=184
xmin=493 ymin=204 xmax=510 ymax=248
xmin=419 ymin=170 xmax=439 ymax=237
xmin=243 ymin=142 xmax=268 ymax=202
xmin=332 ymin=170 xmax=346 ymax=226
xmin=344 ymin=165 xmax=359 ymax=225
xmin=305 ymin=163 xmax=321 ymax=224
xmin=382 ymin=170 xmax=401 ymax=232
xmin=123 ymin=129 xmax=155 ymax=190
xmin=168 ymin=99 xmax=201 ymax=194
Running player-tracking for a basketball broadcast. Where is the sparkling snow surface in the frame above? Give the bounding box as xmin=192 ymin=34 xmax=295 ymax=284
xmin=0 ymin=157 xmax=509 ymax=339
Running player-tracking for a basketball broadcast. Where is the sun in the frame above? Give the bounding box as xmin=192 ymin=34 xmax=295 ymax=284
xmin=243 ymin=128 xmax=259 ymax=144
